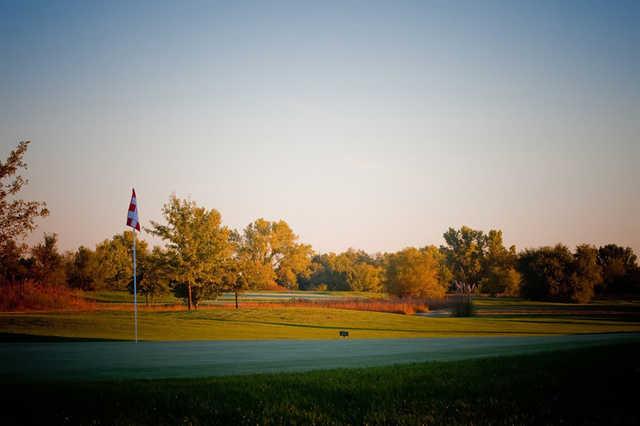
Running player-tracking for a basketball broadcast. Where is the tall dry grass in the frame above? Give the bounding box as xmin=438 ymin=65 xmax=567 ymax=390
xmin=98 ymin=297 xmax=433 ymax=315
xmin=0 ymin=282 xmax=96 ymax=312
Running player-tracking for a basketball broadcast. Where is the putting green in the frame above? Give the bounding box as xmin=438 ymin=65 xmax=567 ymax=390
xmin=2 ymin=333 xmax=638 ymax=382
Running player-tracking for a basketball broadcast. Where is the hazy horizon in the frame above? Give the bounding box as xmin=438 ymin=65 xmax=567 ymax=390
xmin=2 ymin=1 xmax=639 ymax=254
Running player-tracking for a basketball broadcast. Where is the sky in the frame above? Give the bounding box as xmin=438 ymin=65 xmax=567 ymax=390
xmin=1 ymin=0 xmax=639 ymax=254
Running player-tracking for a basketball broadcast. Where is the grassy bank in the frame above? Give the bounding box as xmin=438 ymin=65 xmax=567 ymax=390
xmin=2 ymin=342 xmax=638 ymax=425
xmin=1 ymin=305 xmax=640 ymax=340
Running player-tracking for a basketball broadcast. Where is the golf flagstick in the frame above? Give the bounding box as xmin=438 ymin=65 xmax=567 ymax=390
xmin=126 ymin=188 xmax=141 ymax=343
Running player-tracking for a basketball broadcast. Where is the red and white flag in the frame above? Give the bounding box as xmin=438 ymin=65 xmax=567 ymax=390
xmin=126 ymin=189 xmax=140 ymax=231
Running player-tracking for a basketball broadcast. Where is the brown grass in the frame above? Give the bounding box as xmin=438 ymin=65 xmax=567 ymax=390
xmin=0 ymin=282 xmax=96 ymax=312
xmin=97 ymin=297 xmax=433 ymax=315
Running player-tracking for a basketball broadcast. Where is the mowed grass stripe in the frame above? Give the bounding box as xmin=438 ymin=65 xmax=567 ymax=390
xmin=1 ymin=307 xmax=640 ymax=341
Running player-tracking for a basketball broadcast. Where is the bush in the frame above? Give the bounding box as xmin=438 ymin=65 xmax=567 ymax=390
xmin=451 ymin=295 xmax=475 ymax=317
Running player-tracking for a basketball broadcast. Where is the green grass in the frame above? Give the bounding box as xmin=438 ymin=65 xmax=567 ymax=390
xmin=2 ymin=342 xmax=638 ymax=425
xmin=1 ymin=304 xmax=640 ymax=341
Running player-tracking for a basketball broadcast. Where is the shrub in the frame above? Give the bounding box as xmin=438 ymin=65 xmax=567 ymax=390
xmin=450 ymin=295 xmax=475 ymax=317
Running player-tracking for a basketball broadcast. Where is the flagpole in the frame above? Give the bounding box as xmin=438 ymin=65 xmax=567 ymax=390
xmin=133 ymin=228 xmax=138 ymax=343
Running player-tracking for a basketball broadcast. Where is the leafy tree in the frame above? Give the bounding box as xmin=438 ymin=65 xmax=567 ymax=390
xmin=518 ymin=244 xmax=600 ymax=303
xmin=236 ymin=219 xmax=312 ymax=289
xmin=148 ymin=196 xmax=233 ymax=310
xmin=0 ymin=239 xmax=28 ymax=286
xmin=299 ymin=253 xmax=343 ymax=290
xmin=480 ymin=230 xmax=519 ymax=296
xmin=441 ymin=226 xmax=487 ymax=290
xmin=568 ymin=245 xmax=601 ymax=303
xmin=384 ymin=246 xmax=449 ymax=298
xmin=30 ymin=233 xmax=66 ymax=286
xmin=66 ymin=246 xmax=96 ymax=290
xmin=597 ymin=244 xmax=639 ymax=295
xmin=127 ymin=247 xmax=172 ymax=305
xmin=483 ymin=266 xmax=521 ymax=297
xmin=0 ymin=141 xmax=49 ymax=248
xmin=518 ymin=245 xmax=573 ymax=301
xmin=221 ymin=257 xmax=250 ymax=309
xmin=300 ymin=249 xmax=385 ymax=292
xmin=92 ymin=231 xmax=149 ymax=290
xmin=335 ymin=249 xmax=383 ymax=292
xmin=0 ymin=141 xmax=48 ymax=286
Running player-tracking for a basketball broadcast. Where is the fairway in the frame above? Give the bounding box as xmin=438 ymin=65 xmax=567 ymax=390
xmin=2 ymin=304 xmax=640 ymax=341
xmin=2 ymin=333 xmax=639 ymax=382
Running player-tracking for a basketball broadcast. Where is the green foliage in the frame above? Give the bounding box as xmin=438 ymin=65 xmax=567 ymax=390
xmin=29 ymin=233 xmax=66 ymax=286
xmin=519 ymin=245 xmax=573 ymax=301
xmin=235 ymin=218 xmax=312 ymax=289
xmin=384 ymin=246 xmax=449 ymax=298
xmin=597 ymin=244 xmax=640 ymax=294
xmin=91 ymin=231 xmax=149 ymax=290
xmin=569 ymin=245 xmax=601 ymax=303
xmin=302 ymin=250 xmax=384 ymax=292
xmin=147 ymin=196 xmax=233 ymax=309
xmin=442 ymin=227 xmax=519 ymax=296
xmin=126 ymin=247 xmax=172 ymax=304
xmin=0 ymin=239 xmax=28 ymax=285
xmin=441 ymin=226 xmax=487 ymax=289
xmin=66 ymin=246 xmax=95 ymax=290
xmin=518 ymin=244 xmax=602 ymax=303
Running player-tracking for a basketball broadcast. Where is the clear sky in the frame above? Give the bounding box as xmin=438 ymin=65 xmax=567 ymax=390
xmin=1 ymin=0 xmax=639 ymax=254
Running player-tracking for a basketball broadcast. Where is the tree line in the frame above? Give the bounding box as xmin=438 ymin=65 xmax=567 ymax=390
xmin=2 ymin=141 xmax=640 ymax=309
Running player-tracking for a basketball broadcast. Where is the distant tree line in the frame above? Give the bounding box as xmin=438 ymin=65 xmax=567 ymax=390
xmin=2 ymin=141 xmax=639 ymax=308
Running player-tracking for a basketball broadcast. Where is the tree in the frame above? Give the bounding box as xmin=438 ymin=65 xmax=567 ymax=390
xmin=92 ymin=231 xmax=149 ymax=290
xmin=483 ymin=266 xmax=521 ymax=297
xmin=147 ymin=196 xmax=233 ymax=310
xmin=66 ymin=246 xmax=96 ymax=290
xmin=126 ymin=247 xmax=172 ymax=305
xmin=0 ymin=239 xmax=28 ymax=286
xmin=1 ymin=141 xmax=49 ymax=284
xmin=480 ymin=230 xmax=519 ymax=296
xmin=518 ymin=244 xmax=600 ymax=303
xmin=441 ymin=226 xmax=487 ymax=291
xmin=334 ymin=249 xmax=383 ymax=292
xmin=568 ymin=245 xmax=601 ymax=303
xmin=597 ymin=245 xmax=639 ymax=295
xmin=236 ymin=219 xmax=312 ymax=289
xmin=519 ymin=245 xmax=573 ymax=301
xmin=30 ymin=233 xmax=66 ymax=286
xmin=221 ymin=258 xmax=250 ymax=309
xmin=0 ymin=141 xmax=49 ymax=245
xmin=299 ymin=253 xmax=343 ymax=290
xmin=299 ymin=250 xmax=384 ymax=292
xmin=384 ymin=246 xmax=449 ymax=298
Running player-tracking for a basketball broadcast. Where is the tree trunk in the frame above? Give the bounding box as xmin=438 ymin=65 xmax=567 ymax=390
xmin=235 ymin=290 xmax=239 ymax=309
xmin=187 ymin=283 xmax=192 ymax=311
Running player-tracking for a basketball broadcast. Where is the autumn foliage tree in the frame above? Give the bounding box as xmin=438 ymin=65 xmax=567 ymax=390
xmin=235 ymin=219 xmax=312 ymax=289
xmin=148 ymin=196 xmax=233 ymax=310
xmin=384 ymin=246 xmax=449 ymax=298
xmin=0 ymin=141 xmax=48 ymax=285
